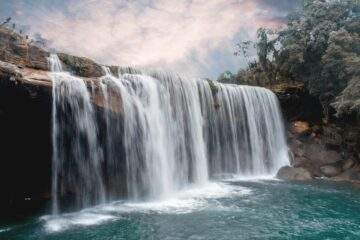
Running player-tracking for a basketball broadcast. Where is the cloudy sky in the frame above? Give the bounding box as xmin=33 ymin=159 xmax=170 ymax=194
xmin=0 ymin=0 xmax=300 ymax=78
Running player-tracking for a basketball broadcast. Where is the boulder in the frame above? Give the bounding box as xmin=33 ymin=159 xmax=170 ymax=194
xmin=322 ymin=125 xmax=343 ymax=147
xmin=277 ymin=166 xmax=313 ymax=181
xmin=320 ymin=165 xmax=342 ymax=177
xmin=342 ymin=158 xmax=355 ymax=171
xmin=58 ymin=53 xmax=104 ymax=78
xmin=292 ymin=159 xmax=322 ymax=177
xmin=292 ymin=121 xmax=311 ymax=135
xmin=352 ymin=182 xmax=360 ymax=190
xmin=304 ymin=144 xmax=342 ymax=165
xmin=291 ymin=144 xmax=306 ymax=159
xmin=332 ymin=168 xmax=360 ymax=182
xmin=292 ymin=156 xmax=308 ymax=168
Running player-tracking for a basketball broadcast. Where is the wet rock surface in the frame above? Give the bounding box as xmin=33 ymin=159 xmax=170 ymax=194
xmin=274 ymin=83 xmax=360 ymax=183
xmin=277 ymin=166 xmax=313 ymax=181
xmin=0 ymin=27 xmax=124 ymax=218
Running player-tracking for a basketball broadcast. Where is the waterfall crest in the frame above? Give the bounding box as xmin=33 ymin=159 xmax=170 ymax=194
xmin=49 ymin=55 xmax=289 ymax=213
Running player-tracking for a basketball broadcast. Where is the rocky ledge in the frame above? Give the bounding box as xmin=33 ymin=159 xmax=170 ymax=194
xmin=0 ymin=26 xmax=123 ymax=218
xmin=273 ymin=83 xmax=360 ymax=187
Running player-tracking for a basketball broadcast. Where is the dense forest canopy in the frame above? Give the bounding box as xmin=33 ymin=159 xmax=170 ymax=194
xmin=219 ymin=0 xmax=360 ymax=118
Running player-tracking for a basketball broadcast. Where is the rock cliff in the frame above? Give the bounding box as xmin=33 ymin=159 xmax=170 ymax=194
xmin=274 ymin=83 xmax=360 ymax=186
xmin=0 ymin=27 xmax=122 ymax=218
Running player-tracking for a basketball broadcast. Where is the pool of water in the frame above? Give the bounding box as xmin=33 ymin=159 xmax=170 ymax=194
xmin=2 ymin=179 xmax=360 ymax=240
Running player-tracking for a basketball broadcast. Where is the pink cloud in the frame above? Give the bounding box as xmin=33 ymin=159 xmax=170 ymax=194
xmin=20 ymin=0 xmax=288 ymax=77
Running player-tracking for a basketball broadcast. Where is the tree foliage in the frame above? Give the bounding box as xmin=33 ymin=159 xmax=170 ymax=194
xmin=220 ymin=0 xmax=360 ymax=117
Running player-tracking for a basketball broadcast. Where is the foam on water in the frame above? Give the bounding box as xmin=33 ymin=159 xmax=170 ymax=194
xmin=42 ymin=181 xmax=251 ymax=233
xmin=225 ymin=174 xmax=281 ymax=182
xmin=42 ymin=212 xmax=116 ymax=232
xmin=0 ymin=228 xmax=10 ymax=233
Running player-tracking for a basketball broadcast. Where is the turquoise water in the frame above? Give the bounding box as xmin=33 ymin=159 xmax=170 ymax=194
xmin=1 ymin=179 xmax=360 ymax=240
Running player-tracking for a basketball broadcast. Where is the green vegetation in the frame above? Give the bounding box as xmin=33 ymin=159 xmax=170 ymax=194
xmin=219 ymin=0 xmax=360 ymax=118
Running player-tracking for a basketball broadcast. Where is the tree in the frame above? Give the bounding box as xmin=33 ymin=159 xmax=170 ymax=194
xmin=226 ymin=0 xmax=360 ymax=117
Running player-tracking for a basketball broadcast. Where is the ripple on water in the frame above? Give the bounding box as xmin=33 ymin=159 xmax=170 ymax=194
xmin=41 ymin=182 xmax=252 ymax=233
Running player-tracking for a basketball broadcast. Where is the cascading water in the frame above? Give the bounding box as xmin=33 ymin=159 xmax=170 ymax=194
xmin=49 ymin=55 xmax=289 ymax=213
xmin=49 ymin=54 xmax=105 ymax=213
xmin=198 ymin=83 xmax=289 ymax=177
xmin=100 ymin=70 xmax=209 ymax=200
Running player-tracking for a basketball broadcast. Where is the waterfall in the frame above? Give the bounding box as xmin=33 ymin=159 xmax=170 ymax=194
xmin=49 ymin=54 xmax=105 ymax=213
xmin=198 ymin=83 xmax=289 ymax=177
xmin=99 ymin=70 xmax=208 ymax=200
xmin=49 ymin=55 xmax=289 ymax=213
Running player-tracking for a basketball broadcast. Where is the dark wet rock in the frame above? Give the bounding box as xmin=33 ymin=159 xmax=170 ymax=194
xmin=322 ymin=125 xmax=343 ymax=147
xmin=273 ymin=83 xmax=323 ymax=123
xmin=343 ymin=158 xmax=356 ymax=171
xmin=352 ymin=181 xmax=360 ymax=190
xmin=320 ymin=165 xmax=342 ymax=177
xmin=0 ymin=64 xmax=52 ymax=218
xmin=332 ymin=168 xmax=360 ymax=182
xmin=277 ymin=166 xmax=313 ymax=181
xmin=304 ymin=144 xmax=342 ymax=166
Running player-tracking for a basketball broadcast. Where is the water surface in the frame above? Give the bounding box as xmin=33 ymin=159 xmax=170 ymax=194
xmin=2 ymin=179 xmax=360 ymax=240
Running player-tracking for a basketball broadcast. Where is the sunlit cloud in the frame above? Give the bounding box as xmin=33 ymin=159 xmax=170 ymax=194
xmin=0 ymin=0 xmax=300 ymax=78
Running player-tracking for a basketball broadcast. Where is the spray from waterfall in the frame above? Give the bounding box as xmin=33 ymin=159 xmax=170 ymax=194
xmin=49 ymin=54 xmax=105 ymax=213
xmin=49 ymin=54 xmax=289 ymax=213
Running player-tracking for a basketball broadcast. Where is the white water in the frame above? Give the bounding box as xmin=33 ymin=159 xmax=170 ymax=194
xmin=49 ymin=54 xmax=105 ymax=214
xmin=49 ymin=55 xmax=289 ymax=213
xmin=42 ymin=181 xmax=251 ymax=233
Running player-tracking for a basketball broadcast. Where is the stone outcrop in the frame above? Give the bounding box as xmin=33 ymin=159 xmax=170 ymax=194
xmin=274 ymin=83 xmax=360 ymax=183
xmin=57 ymin=53 xmax=104 ymax=78
xmin=0 ymin=27 xmax=123 ymax=218
xmin=0 ymin=27 xmax=107 ymax=78
xmin=271 ymin=83 xmax=323 ymax=123
xmin=277 ymin=166 xmax=313 ymax=181
xmin=0 ymin=62 xmax=52 ymax=218
xmin=0 ymin=27 xmax=49 ymax=70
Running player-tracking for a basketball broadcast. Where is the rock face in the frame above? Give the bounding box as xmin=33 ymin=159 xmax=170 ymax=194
xmin=0 ymin=27 xmax=49 ymax=70
xmin=332 ymin=168 xmax=360 ymax=182
xmin=273 ymin=83 xmax=360 ymax=182
xmin=57 ymin=53 xmax=104 ymax=78
xmin=273 ymin=83 xmax=323 ymax=123
xmin=0 ymin=27 xmax=106 ymax=78
xmin=0 ymin=27 xmax=125 ymax=218
xmin=0 ymin=61 xmax=52 ymax=217
xmin=320 ymin=165 xmax=342 ymax=178
xmin=277 ymin=166 xmax=313 ymax=181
